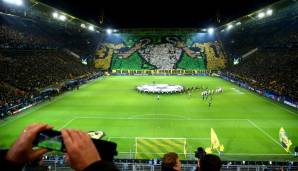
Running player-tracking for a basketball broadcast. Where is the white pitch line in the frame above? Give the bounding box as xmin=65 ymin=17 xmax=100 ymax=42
xmin=77 ymin=116 xmax=248 ymax=121
xmin=0 ymin=92 xmax=71 ymax=128
xmin=187 ymin=138 xmax=210 ymax=140
xmin=110 ymin=137 xmax=136 ymax=139
xmin=116 ymin=152 xmax=292 ymax=156
xmin=110 ymin=137 xmax=210 ymax=140
xmin=56 ymin=116 xmax=247 ymax=134
xmin=136 ymin=137 xmax=186 ymax=140
xmin=0 ymin=111 xmax=32 ymax=128
xmin=264 ymin=98 xmax=296 ymax=115
xmin=129 ymin=114 xmax=189 ymax=120
xmin=224 ymin=153 xmax=292 ymax=156
xmin=247 ymin=119 xmax=284 ymax=150
xmin=59 ymin=117 xmax=78 ymax=129
xmin=0 ymin=100 xmax=57 ymax=128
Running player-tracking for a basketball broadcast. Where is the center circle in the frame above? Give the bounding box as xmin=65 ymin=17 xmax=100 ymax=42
xmin=136 ymin=84 xmax=184 ymax=94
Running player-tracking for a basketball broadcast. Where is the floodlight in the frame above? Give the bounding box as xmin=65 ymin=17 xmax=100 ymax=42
xmin=266 ymin=9 xmax=273 ymax=16
xmin=207 ymin=27 xmax=214 ymax=34
xmin=59 ymin=15 xmax=66 ymax=21
xmin=52 ymin=12 xmax=58 ymax=19
xmin=88 ymin=25 xmax=95 ymax=31
xmin=113 ymin=29 xmax=118 ymax=33
xmin=258 ymin=12 xmax=265 ymax=19
xmin=236 ymin=22 xmax=241 ymax=26
xmin=227 ymin=24 xmax=233 ymax=30
xmin=3 ymin=0 xmax=23 ymax=6
xmin=106 ymin=29 xmax=112 ymax=34
xmin=80 ymin=24 xmax=86 ymax=28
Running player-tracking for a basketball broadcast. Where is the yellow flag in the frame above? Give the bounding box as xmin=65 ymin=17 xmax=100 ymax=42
xmin=211 ymin=128 xmax=220 ymax=150
xmin=279 ymin=127 xmax=292 ymax=152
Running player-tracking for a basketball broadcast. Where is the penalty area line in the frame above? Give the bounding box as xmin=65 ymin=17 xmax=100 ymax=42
xmin=59 ymin=117 xmax=78 ymax=129
xmin=247 ymin=119 xmax=285 ymax=151
xmin=116 ymin=151 xmax=292 ymax=156
xmin=76 ymin=116 xmax=248 ymax=121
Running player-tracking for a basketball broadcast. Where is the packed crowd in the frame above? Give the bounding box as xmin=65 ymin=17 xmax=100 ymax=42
xmin=0 ymin=13 xmax=100 ymax=116
xmin=0 ymin=49 xmax=96 ymax=105
xmin=0 ymin=25 xmax=59 ymax=49
xmin=0 ymin=13 xmax=100 ymax=55
xmin=221 ymin=2 xmax=298 ymax=102
xmin=138 ymin=43 xmax=182 ymax=69
xmin=227 ymin=48 xmax=298 ymax=101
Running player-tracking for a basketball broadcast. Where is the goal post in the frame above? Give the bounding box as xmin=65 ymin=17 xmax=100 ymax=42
xmin=135 ymin=137 xmax=187 ymax=159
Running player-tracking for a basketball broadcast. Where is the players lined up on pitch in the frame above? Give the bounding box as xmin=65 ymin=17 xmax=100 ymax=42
xmin=155 ymin=87 xmax=224 ymax=107
xmin=201 ymin=87 xmax=223 ymax=99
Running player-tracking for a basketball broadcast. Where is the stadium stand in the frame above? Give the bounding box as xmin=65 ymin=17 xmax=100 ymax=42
xmin=0 ymin=49 xmax=98 ymax=117
xmin=221 ymin=0 xmax=298 ymax=102
xmin=0 ymin=12 xmax=99 ymax=118
xmin=0 ymin=13 xmax=100 ymax=55
xmin=226 ymin=48 xmax=298 ymax=101
xmin=1 ymin=0 xmax=298 ymax=170
xmin=95 ymin=33 xmax=226 ymax=71
xmin=0 ymin=50 xmax=94 ymax=90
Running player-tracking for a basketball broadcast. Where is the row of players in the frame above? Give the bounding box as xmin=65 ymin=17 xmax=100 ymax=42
xmin=157 ymin=87 xmax=224 ymax=108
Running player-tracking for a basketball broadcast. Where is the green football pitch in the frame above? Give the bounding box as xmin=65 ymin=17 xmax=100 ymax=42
xmin=0 ymin=76 xmax=298 ymax=161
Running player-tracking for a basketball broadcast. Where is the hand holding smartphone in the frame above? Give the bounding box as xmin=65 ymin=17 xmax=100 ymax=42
xmin=33 ymin=129 xmax=117 ymax=161
xmin=33 ymin=130 xmax=65 ymax=152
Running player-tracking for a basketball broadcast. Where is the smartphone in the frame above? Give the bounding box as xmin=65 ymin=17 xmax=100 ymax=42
xmin=33 ymin=130 xmax=118 ymax=161
xmin=33 ymin=130 xmax=65 ymax=152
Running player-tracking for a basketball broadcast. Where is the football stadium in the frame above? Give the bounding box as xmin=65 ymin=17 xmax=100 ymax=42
xmin=0 ymin=0 xmax=298 ymax=170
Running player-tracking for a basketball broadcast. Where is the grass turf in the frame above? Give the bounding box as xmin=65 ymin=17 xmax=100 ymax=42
xmin=0 ymin=76 xmax=298 ymax=161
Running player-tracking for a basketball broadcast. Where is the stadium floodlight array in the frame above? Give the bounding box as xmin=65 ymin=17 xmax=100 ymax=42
xmin=106 ymin=29 xmax=112 ymax=34
xmin=52 ymin=12 xmax=67 ymax=22
xmin=266 ymin=9 xmax=273 ymax=16
xmin=218 ymin=5 xmax=274 ymax=33
xmin=207 ymin=27 xmax=214 ymax=34
xmin=257 ymin=9 xmax=273 ymax=19
xmin=258 ymin=12 xmax=265 ymax=19
xmin=52 ymin=12 xmax=58 ymax=19
xmin=2 ymin=0 xmax=23 ymax=6
xmin=58 ymin=15 xmax=66 ymax=21
xmin=88 ymin=25 xmax=95 ymax=31
xmin=227 ymin=24 xmax=233 ymax=30
xmin=80 ymin=23 xmax=86 ymax=28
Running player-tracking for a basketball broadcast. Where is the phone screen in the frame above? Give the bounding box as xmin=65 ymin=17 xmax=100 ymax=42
xmin=34 ymin=130 xmax=64 ymax=151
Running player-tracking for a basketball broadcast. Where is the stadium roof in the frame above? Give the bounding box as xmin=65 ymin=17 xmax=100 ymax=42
xmin=38 ymin=0 xmax=280 ymax=29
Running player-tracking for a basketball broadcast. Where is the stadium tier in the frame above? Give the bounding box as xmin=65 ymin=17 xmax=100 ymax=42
xmin=0 ymin=0 xmax=298 ymax=170
xmin=95 ymin=32 xmax=226 ymax=71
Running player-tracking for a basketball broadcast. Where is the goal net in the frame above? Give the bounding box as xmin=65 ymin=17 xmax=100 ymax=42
xmin=135 ymin=137 xmax=187 ymax=159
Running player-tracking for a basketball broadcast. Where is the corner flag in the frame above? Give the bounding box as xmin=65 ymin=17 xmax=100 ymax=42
xmin=210 ymin=128 xmax=224 ymax=154
xmin=211 ymin=128 xmax=220 ymax=149
xmin=279 ymin=127 xmax=292 ymax=152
